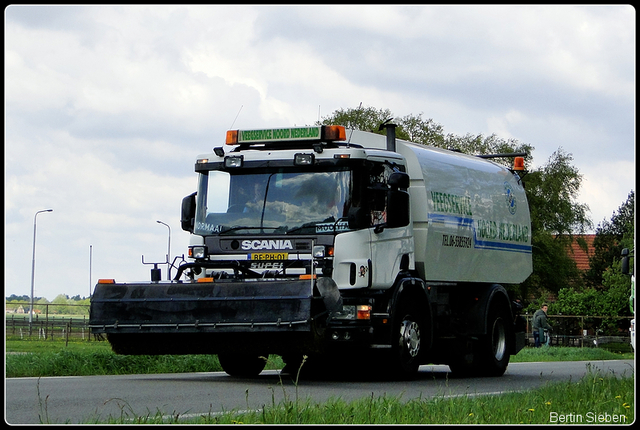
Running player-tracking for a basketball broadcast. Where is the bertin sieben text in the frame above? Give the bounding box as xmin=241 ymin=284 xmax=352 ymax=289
xmin=549 ymin=411 xmax=627 ymax=423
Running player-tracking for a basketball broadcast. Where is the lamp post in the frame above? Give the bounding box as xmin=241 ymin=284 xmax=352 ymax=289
xmin=29 ymin=208 xmax=53 ymax=333
xmin=157 ymin=220 xmax=171 ymax=280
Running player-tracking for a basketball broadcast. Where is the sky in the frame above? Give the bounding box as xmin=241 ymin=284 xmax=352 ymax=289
xmin=4 ymin=5 xmax=635 ymax=301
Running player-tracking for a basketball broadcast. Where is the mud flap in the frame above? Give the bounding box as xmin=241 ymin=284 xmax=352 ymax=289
xmin=89 ymin=280 xmax=313 ymax=334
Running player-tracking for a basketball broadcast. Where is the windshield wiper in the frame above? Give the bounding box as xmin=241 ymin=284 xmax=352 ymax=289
xmin=283 ymin=223 xmax=317 ymax=235
xmin=220 ymin=226 xmax=278 ymax=235
xmin=284 ymin=218 xmax=348 ymax=235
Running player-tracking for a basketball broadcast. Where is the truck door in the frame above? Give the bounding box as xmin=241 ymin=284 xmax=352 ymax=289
xmin=368 ymin=162 xmax=412 ymax=289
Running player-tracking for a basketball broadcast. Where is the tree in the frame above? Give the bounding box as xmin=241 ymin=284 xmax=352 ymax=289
xmin=6 ymin=294 xmax=29 ymax=302
xmin=319 ymin=106 xmax=533 ymax=168
xmin=51 ymin=294 xmax=70 ymax=315
xmin=585 ymin=191 xmax=635 ymax=288
xmin=523 ymin=148 xmax=592 ymax=236
xmin=516 ymin=149 xmax=593 ymax=300
xmin=444 ymin=133 xmax=533 ymax=169
xmin=34 ymin=297 xmax=50 ymax=315
xmin=318 ymin=106 xmax=394 ymax=136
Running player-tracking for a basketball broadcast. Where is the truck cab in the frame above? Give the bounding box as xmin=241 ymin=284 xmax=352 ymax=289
xmin=180 ymin=125 xmax=413 ymax=291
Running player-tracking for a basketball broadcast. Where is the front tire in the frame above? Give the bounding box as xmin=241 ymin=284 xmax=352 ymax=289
xmin=388 ymin=303 xmax=424 ymax=379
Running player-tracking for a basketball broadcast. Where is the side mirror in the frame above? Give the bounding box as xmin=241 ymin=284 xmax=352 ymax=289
xmin=388 ymin=171 xmax=410 ymax=189
xmin=181 ymin=192 xmax=197 ymax=233
xmin=621 ymin=248 xmax=630 ymax=275
xmin=386 ymin=172 xmax=410 ymax=229
xmin=386 ymin=189 xmax=410 ymax=228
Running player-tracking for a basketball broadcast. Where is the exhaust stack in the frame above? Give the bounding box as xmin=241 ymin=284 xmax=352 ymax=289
xmin=379 ymin=119 xmax=397 ymax=152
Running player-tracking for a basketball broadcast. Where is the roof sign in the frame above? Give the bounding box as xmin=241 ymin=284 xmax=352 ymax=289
xmin=226 ymin=125 xmax=345 ymax=145
xmin=240 ymin=127 xmax=320 ymax=143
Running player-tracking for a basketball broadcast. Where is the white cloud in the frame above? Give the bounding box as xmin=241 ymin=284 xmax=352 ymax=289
xmin=580 ymin=161 xmax=635 ymax=226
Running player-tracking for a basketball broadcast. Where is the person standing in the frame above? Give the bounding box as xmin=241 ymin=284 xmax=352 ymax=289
xmin=532 ymin=304 xmax=553 ymax=347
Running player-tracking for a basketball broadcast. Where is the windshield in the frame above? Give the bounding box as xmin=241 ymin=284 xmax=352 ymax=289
xmin=194 ymin=169 xmax=352 ymax=236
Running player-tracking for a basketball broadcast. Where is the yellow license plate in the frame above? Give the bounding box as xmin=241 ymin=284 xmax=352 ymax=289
xmin=249 ymin=252 xmax=288 ymax=261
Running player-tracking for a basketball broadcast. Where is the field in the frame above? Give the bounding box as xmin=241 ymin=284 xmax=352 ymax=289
xmin=6 ymin=337 xmax=634 ymax=424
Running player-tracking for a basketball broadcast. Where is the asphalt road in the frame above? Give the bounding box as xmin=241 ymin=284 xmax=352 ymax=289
xmin=5 ymin=360 xmax=634 ymax=424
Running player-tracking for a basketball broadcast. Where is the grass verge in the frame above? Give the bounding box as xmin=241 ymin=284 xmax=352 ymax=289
xmin=5 ymin=337 xmax=632 ymax=378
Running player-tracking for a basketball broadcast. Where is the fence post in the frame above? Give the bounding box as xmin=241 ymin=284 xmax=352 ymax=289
xmin=45 ymin=304 xmax=49 ymax=340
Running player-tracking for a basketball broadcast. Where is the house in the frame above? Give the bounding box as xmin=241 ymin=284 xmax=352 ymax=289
xmin=530 ymin=234 xmax=596 ymax=304
xmin=566 ymin=234 xmax=596 ymax=272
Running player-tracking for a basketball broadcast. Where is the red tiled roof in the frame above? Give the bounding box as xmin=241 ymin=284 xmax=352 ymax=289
xmin=567 ymin=234 xmax=596 ymax=271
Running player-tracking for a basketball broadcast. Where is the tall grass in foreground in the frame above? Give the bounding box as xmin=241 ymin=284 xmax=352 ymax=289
xmin=87 ymin=371 xmax=633 ymax=424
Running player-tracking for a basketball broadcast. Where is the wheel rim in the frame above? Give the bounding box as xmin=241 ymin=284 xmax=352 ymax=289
xmin=491 ymin=317 xmax=507 ymax=361
xmin=400 ymin=319 xmax=421 ymax=358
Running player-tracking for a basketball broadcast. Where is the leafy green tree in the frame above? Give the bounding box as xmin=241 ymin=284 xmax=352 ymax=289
xmin=34 ymin=297 xmax=50 ymax=316
xmin=516 ymin=149 xmax=592 ymax=301
xmin=523 ymin=148 xmax=591 ymax=236
xmin=318 ymin=106 xmax=394 ymax=135
xmin=319 ymin=105 xmax=533 ymax=168
xmin=51 ymin=294 xmax=70 ymax=315
xmin=520 ymin=232 xmax=584 ymax=302
xmin=444 ymin=132 xmax=533 ymax=169
xmin=585 ymin=191 xmax=634 ymax=288
xmin=6 ymin=294 xmax=29 ymax=302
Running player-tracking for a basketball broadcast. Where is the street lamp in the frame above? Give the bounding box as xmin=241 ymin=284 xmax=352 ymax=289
xmin=157 ymin=220 xmax=171 ymax=280
xmin=29 ymin=208 xmax=53 ymax=333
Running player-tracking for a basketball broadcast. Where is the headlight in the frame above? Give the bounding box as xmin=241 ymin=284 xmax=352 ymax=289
xmin=190 ymin=246 xmax=207 ymax=259
xmin=224 ymin=155 xmax=243 ymax=168
xmin=294 ymin=153 xmax=315 ymax=166
xmin=333 ymin=305 xmax=356 ymax=320
xmin=313 ymin=245 xmax=334 ymax=258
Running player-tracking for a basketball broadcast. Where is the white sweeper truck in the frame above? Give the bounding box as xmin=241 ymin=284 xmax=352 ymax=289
xmin=90 ymin=123 xmax=532 ymax=378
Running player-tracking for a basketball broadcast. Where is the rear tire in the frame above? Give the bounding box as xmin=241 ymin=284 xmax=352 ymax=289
xmin=218 ymin=353 xmax=267 ymax=377
xmin=479 ymin=305 xmax=511 ymax=376
xmin=448 ymin=304 xmax=512 ymax=377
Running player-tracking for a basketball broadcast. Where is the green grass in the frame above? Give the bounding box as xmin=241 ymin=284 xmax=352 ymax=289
xmin=5 ymin=337 xmax=283 ymax=377
xmin=6 ymin=337 xmax=112 ymax=354
xmin=511 ymin=345 xmax=634 ymax=362
xmin=5 ymin=337 xmax=633 ymax=378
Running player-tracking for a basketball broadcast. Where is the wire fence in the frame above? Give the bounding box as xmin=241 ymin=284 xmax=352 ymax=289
xmin=524 ymin=314 xmax=633 ymax=348
xmin=5 ymin=304 xmax=634 ymax=348
xmin=5 ymin=303 xmax=95 ymax=342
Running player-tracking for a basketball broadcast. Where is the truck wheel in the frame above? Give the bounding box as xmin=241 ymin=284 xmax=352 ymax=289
xmin=448 ymin=305 xmax=511 ymax=377
xmin=389 ymin=304 xmax=423 ymax=378
xmin=478 ymin=305 xmax=511 ymax=376
xmin=218 ymin=353 xmax=267 ymax=377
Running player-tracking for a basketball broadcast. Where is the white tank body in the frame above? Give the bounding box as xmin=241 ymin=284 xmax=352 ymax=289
xmin=396 ymin=139 xmax=532 ymax=284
